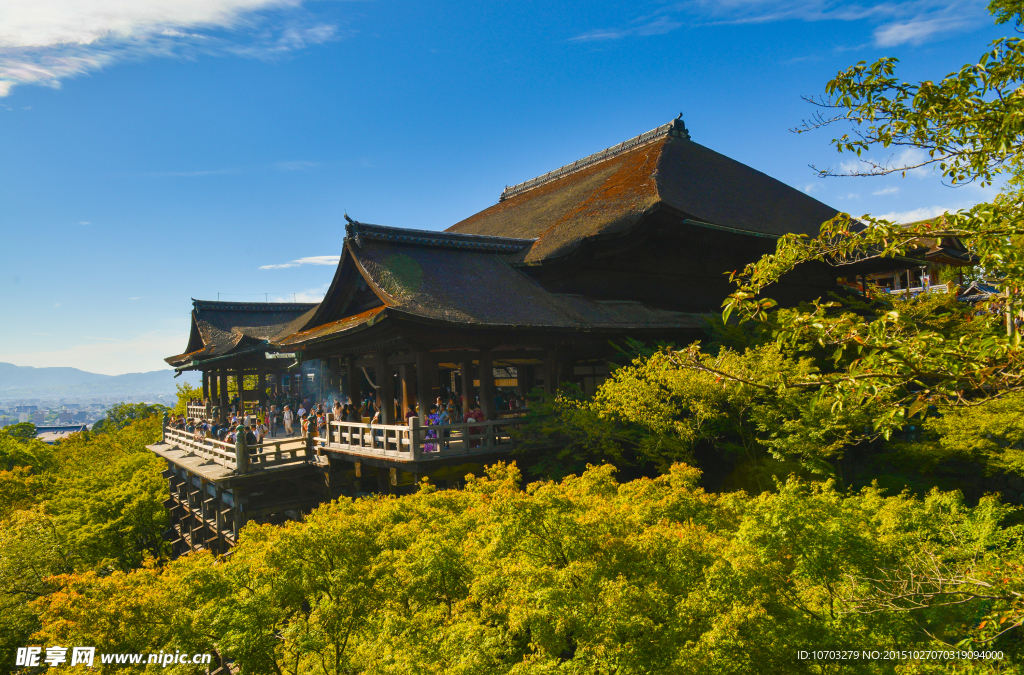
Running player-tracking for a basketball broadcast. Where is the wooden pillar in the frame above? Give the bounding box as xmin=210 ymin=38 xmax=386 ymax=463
xmin=217 ymin=371 xmax=228 ymax=414
xmin=516 ymin=365 xmax=532 ymax=399
xmin=257 ymin=368 xmax=266 ymax=409
xmin=376 ymin=352 xmax=395 ymax=425
xmin=544 ymin=349 xmax=559 ymax=395
xmin=460 ymin=359 xmax=475 ymax=416
xmin=235 ymin=369 xmax=244 ymax=410
xmin=202 ymin=371 xmax=209 ymax=400
xmin=479 ymin=350 xmax=496 ymax=421
xmin=346 ymin=356 xmax=359 ymax=406
xmin=398 ymin=365 xmax=413 ymax=419
xmin=415 ymin=349 xmax=436 ymax=423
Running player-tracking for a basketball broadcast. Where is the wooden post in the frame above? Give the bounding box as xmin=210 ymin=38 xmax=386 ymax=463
xmin=377 ymin=352 xmax=395 ymax=425
xmin=409 ymin=416 xmax=422 ymax=459
xmin=235 ymin=369 xmax=244 ymax=411
xmin=415 ymin=349 xmax=436 ymax=423
xmin=202 ymin=371 xmax=209 ymax=400
xmin=460 ymin=359 xmax=475 ymax=416
xmin=399 ymin=365 xmax=413 ymax=419
xmin=516 ymin=365 xmax=532 ymax=399
xmin=257 ymin=367 xmax=266 ymax=409
xmin=346 ymin=356 xmax=359 ymax=406
xmin=479 ymin=350 xmax=496 ymax=421
xmin=219 ymin=371 xmax=229 ymax=416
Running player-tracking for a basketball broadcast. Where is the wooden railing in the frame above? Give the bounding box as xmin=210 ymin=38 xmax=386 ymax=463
xmin=161 ymin=426 xmax=310 ymax=472
xmin=186 ymin=402 xmax=211 ymax=420
xmin=325 ymin=416 xmax=519 ymax=461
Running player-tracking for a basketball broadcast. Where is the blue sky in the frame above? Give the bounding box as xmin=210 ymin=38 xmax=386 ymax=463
xmin=0 ymin=0 xmax=1011 ymax=375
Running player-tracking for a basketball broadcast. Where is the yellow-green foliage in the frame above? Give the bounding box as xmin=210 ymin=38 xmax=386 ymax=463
xmin=28 ymin=463 xmax=1024 ymax=674
xmin=0 ymin=416 xmax=168 ymax=668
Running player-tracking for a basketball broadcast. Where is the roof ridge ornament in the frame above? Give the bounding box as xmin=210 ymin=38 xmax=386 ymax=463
xmin=499 ymin=115 xmax=690 ymax=202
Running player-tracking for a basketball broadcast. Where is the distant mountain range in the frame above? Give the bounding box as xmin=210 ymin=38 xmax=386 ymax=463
xmin=0 ymin=362 xmax=201 ymax=400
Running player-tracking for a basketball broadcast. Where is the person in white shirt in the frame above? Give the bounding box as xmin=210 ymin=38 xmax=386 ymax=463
xmin=297 ymin=405 xmax=307 ymax=419
xmin=283 ymin=405 xmax=295 ymax=436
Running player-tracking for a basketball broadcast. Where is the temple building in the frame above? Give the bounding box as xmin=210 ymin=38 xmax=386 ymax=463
xmin=148 ymin=116 xmax=974 ymax=555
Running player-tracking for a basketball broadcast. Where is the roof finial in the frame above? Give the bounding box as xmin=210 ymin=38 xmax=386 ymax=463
xmin=671 ymin=112 xmax=690 ymax=141
xmin=344 ymin=213 xmax=355 ymax=224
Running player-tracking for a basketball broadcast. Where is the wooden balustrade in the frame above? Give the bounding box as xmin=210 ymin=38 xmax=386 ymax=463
xmin=162 ymin=426 xmax=310 ymax=471
xmin=326 ymin=417 xmax=518 ymax=461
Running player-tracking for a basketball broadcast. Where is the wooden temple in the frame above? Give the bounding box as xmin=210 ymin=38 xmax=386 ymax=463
xmin=148 ymin=116 xmax=972 ymax=555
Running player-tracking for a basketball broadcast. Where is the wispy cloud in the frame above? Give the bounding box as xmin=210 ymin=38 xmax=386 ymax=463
xmin=872 ymin=186 xmax=900 ymax=195
xmin=876 ymin=205 xmax=955 ymax=223
xmin=0 ymin=1 xmax=354 ymax=97
xmin=259 ymin=255 xmax=340 ymax=270
xmin=128 ymin=296 xmax=142 ymax=300
xmin=570 ymin=1 xmax=988 ymax=48
xmin=78 ymin=220 xmax=91 ymax=225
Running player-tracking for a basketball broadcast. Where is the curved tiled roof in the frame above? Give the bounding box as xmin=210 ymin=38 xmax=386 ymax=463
xmin=446 ymin=117 xmax=840 ymax=264
xmin=165 ymin=300 xmax=317 ymax=367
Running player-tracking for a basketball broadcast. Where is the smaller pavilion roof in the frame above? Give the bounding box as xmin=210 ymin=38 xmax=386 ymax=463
xmin=166 ymin=300 xmax=317 ymax=368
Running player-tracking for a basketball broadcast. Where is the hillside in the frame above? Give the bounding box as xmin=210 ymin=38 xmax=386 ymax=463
xmin=0 ymin=362 xmax=201 ymax=400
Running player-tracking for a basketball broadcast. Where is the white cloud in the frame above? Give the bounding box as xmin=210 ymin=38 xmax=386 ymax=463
xmin=876 ymin=205 xmax=954 ymax=223
xmin=128 ymin=296 xmax=142 ymax=300
xmin=570 ymin=1 xmax=988 ymax=47
xmin=259 ymin=255 xmax=340 ymax=270
xmin=872 ymin=186 xmax=899 ymax=195
xmin=78 ymin=220 xmax=91 ymax=224
xmin=0 ymin=0 xmax=349 ymax=96
xmin=0 ymin=330 xmax=187 ymax=375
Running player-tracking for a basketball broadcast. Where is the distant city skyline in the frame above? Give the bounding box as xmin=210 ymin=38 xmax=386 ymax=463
xmin=0 ymin=0 xmax=1010 ymax=374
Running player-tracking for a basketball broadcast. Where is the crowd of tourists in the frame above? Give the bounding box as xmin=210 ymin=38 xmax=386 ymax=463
xmin=180 ymin=387 xmax=529 ymax=454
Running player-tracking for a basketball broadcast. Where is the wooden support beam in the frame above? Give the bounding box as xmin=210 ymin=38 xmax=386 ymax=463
xmin=398 ymin=365 xmax=413 ymax=419
xmin=202 ymin=371 xmax=209 ymax=400
xmin=219 ymin=371 xmax=229 ymax=416
xmin=346 ymin=356 xmax=359 ymax=406
xmin=415 ymin=349 xmax=437 ymax=423
xmin=377 ymin=352 xmax=395 ymax=425
xmin=479 ymin=350 xmax=496 ymax=421
xmin=460 ymin=359 xmax=475 ymax=416
xmin=257 ymin=368 xmax=266 ymax=409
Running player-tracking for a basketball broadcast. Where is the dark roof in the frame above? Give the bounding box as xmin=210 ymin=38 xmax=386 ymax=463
xmin=274 ymin=223 xmax=704 ymax=348
xmin=166 ymin=300 xmax=318 ymax=367
xmin=446 ymin=117 xmax=840 ymax=264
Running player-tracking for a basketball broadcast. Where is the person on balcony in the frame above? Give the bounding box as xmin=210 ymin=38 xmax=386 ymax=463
xmin=423 ymin=405 xmax=440 ymax=452
xmin=283 ymin=405 xmax=294 ymax=436
xmin=465 ymin=403 xmax=484 ymax=448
